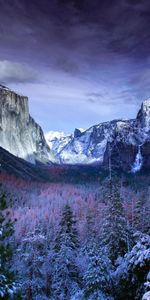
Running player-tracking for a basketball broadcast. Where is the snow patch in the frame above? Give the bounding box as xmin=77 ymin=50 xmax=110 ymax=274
xmin=142 ymin=291 xmax=150 ymax=300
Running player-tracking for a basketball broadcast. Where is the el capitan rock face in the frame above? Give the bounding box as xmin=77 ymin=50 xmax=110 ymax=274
xmin=0 ymin=85 xmax=53 ymax=164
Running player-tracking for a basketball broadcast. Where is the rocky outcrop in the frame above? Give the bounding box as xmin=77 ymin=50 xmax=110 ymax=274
xmin=141 ymin=141 xmax=150 ymax=170
xmin=46 ymin=101 xmax=150 ymax=171
xmin=74 ymin=128 xmax=83 ymax=138
xmin=0 ymin=85 xmax=53 ymax=164
xmin=136 ymin=99 xmax=150 ymax=132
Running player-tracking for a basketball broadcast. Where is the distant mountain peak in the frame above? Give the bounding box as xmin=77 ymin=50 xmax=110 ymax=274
xmin=45 ymin=130 xmax=72 ymax=156
xmin=45 ymin=130 xmax=70 ymax=141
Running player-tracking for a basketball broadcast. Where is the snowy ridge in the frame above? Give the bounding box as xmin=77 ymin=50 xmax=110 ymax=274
xmin=45 ymin=131 xmax=72 ymax=157
xmin=45 ymin=101 xmax=150 ymax=171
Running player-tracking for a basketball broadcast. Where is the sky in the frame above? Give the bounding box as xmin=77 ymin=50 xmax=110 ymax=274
xmin=0 ymin=0 xmax=150 ymax=133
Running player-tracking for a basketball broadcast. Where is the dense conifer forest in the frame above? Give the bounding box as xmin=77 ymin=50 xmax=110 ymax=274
xmin=0 ymin=172 xmax=149 ymax=299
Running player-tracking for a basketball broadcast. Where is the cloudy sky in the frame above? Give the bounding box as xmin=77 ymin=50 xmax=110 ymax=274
xmin=0 ymin=0 xmax=150 ymax=133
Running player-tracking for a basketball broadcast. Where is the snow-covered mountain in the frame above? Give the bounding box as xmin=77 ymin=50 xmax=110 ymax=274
xmin=45 ymin=100 xmax=150 ymax=171
xmin=45 ymin=131 xmax=72 ymax=154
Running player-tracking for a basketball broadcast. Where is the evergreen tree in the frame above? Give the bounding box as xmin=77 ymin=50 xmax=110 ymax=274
xmin=133 ymin=196 xmax=150 ymax=234
xmin=102 ymin=183 xmax=131 ymax=264
xmin=83 ymin=240 xmax=113 ymax=300
xmin=115 ymin=232 xmax=150 ymax=300
xmin=16 ymin=226 xmax=48 ymax=300
xmin=54 ymin=204 xmax=79 ymax=252
xmin=133 ymin=196 xmax=145 ymax=232
xmin=82 ymin=211 xmax=96 ymax=255
xmin=52 ymin=204 xmax=81 ymax=299
xmin=0 ymin=191 xmax=17 ymax=299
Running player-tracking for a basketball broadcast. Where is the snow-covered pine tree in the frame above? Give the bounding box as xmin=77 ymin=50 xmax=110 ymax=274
xmin=0 ymin=191 xmax=17 ymax=299
xmin=54 ymin=204 xmax=79 ymax=252
xmin=83 ymin=240 xmax=113 ymax=300
xmin=114 ymin=232 xmax=150 ymax=300
xmin=52 ymin=204 xmax=81 ymax=299
xmin=102 ymin=183 xmax=131 ymax=264
xmin=82 ymin=210 xmax=96 ymax=255
xmin=16 ymin=226 xmax=48 ymax=300
xmin=133 ymin=195 xmax=150 ymax=234
xmin=133 ymin=196 xmax=145 ymax=232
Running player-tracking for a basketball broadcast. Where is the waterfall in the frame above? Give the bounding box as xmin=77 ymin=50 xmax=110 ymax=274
xmin=131 ymin=145 xmax=143 ymax=173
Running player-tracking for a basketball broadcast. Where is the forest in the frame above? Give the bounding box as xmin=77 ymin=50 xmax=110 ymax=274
xmin=0 ymin=171 xmax=150 ymax=300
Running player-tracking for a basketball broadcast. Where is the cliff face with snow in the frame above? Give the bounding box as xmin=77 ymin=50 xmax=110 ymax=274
xmin=46 ymin=100 xmax=150 ymax=172
xmin=0 ymin=86 xmax=53 ymax=164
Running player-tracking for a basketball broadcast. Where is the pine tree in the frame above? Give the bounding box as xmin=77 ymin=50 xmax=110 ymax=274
xmin=0 ymin=191 xmax=17 ymax=299
xmin=82 ymin=210 xmax=96 ymax=255
xmin=52 ymin=204 xmax=81 ymax=299
xmin=133 ymin=195 xmax=150 ymax=234
xmin=102 ymin=183 xmax=131 ymax=264
xmin=83 ymin=240 xmax=113 ymax=300
xmin=16 ymin=226 xmax=48 ymax=300
xmin=115 ymin=232 xmax=150 ymax=300
xmin=54 ymin=204 xmax=79 ymax=252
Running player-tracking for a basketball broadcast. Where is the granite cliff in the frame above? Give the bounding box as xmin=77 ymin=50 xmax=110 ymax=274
xmin=0 ymin=85 xmax=53 ymax=164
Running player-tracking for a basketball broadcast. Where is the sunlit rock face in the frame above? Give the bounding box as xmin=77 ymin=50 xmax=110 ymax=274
xmin=46 ymin=101 xmax=150 ymax=171
xmin=0 ymin=86 xmax=53 ymax=164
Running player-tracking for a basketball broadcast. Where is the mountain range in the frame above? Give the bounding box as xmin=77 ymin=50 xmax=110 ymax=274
xmin=0 ymin=85 xmax=150 ymax=174
xmin=46 ymin=99 xmax=150 ymax=172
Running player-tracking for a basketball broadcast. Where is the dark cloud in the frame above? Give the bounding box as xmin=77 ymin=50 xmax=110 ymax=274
xmin=0 ymin=0 xmax=150 ymax=67
xmin=0 ymin=0 xmax=150 ymax=131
